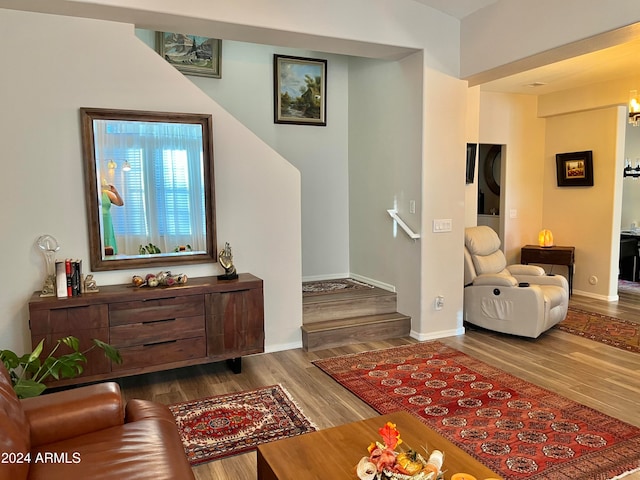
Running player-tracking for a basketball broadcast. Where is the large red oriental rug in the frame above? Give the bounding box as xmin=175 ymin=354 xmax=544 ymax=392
xmin=169 ymin=384 xmax=316 ymax=466
xmin=313 ymin=342 xmax=640 ymax=480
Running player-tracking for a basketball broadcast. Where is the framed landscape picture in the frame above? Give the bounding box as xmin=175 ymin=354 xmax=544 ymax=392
xmin=274 ymin=55 xmax=327 ymax=126
xmin=156 ymin=32 xmax=221 ymax=78
xmin=556 ymin=150 xmax=594 ymax=187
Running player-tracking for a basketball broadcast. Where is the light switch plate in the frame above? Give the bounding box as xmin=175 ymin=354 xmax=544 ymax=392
xmin=432 ymin=219 xmax=452 ymax=232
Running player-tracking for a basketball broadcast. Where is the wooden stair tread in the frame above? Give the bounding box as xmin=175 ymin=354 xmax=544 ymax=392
xmin=301 ymin=280 xmax=410 ymax=351
xmin=302 ymin=312 xmax=410 ymax=333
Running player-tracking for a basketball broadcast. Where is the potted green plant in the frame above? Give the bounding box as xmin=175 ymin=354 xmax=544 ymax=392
xmin=0 ymin=336 xmax=122 ymax=398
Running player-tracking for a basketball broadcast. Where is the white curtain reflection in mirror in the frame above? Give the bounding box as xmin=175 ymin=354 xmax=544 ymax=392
xmin=93 ymin=119 xmax=206 ymax=258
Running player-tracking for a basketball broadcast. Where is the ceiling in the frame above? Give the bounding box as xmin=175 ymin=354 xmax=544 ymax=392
xmin=411 ymin=0 xmax=498 ymax=19
xmin=414 ymin=0 xmax=640 ymax=96
xmin=479 ymin=36 xmax=640 ymax=95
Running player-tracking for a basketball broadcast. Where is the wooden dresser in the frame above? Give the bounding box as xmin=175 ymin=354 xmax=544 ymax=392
xmin=28 ymin=273 xmax=264 ymax=387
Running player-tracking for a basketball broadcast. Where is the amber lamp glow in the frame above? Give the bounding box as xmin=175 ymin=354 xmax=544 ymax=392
xmin=630 ymin=90 xmax=640 ymax=126
xmin=538 ymin=229 xmax=554 ymax=247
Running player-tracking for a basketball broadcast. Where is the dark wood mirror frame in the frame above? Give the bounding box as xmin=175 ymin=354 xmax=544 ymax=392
xmin=80 ymin=107 xmax=216 ymax=271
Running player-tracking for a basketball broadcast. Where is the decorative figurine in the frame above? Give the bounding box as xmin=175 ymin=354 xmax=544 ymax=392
xmin=83 ymin=274 xmax=99 ymax=293
xmin=218 ymin=242 xmax=238 ymax=280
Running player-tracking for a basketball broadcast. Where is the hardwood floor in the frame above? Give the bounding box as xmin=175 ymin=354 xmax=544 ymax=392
xmin=118 ymin=293 xmax=640 ymax=479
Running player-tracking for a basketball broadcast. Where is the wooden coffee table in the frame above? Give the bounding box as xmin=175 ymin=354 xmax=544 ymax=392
xmin=257 ymin=410 xmax=502 ymax=479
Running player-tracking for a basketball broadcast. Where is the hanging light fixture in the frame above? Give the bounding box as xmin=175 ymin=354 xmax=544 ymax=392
xmin=624 ymin=158 xmax=640 ymax=178
xmin=122 ymin=160 xmax=131 ymax=172
xmin=629 ymin=90 xmax=640 ymax=126
xmin=107 ymin=159 xmax=117 ymax=170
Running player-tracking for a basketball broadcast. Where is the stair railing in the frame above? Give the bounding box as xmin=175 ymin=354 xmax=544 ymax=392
xmin=387 ymin=209 xmax=420 ymax=239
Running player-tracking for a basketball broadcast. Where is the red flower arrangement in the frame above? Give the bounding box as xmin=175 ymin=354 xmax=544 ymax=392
xmin=356 ymin=422 xmax=445 ymax=480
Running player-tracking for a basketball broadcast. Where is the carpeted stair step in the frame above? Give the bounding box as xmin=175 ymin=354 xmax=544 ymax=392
xmin=301 ymin=312 xmax=411 ymax=351
xmin=303 ymin=287 xmax=398 ymax=324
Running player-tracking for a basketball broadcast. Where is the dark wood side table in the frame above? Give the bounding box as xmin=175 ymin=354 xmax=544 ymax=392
xmin=520 ymin=245 xmax=575 ymax=296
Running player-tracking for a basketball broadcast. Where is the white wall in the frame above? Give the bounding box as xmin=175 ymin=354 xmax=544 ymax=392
xmin=461 ymin=0 xmax=640 ymax=80
xmin=478 ymin=92 xmax=546 ymax=264
xmin=0 ymin=10 xmax=302 ymax=353
xmin=348 ymin=53 xmax=423 ymax=324
xmin=0 ymin=0 xmax=459 ymax=72
xmin=465 ymin=86 xmax=481 ymax=228
xmin=536 ymin=77 xmax=631 ymax=299
xmin=138 ymin=32 xmax=351 ymax=280
xmin=420 ymin=68 xmax=467 ymax=338
xmin=543 ymin=107 xmax=626 ymax=299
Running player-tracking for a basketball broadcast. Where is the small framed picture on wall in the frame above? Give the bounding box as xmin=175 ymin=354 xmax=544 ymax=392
xmin=156 ymin=32 xmax=222 ymax=78
xmin=274 ymin=55 xmax=327 ymax=126
xmin=556 ymin=150 xmax=594 ymax=187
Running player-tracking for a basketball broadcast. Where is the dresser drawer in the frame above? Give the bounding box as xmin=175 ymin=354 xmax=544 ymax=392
xmin=109 ymin=294 xmax=204 ymax=326
xmin=112 ymin=337 xmax=206 ymax=371
xmin=30 ymin=304 xmax=108 ymax=335
xmin=109 ymin=315 xmax=205 ymax=348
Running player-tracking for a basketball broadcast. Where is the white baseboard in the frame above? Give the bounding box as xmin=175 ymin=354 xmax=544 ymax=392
xmin=410 ymin=327 xmax=465 ymax=341
xmin=302 ymin=272 xmax=351 ymax=282
xmin=349 ymin=273 xmax=396 ymax=292
xmin=572 ymin=289 xmax=618 ymax=302
xmin=264 ymin=341 xmax=303 ymax=353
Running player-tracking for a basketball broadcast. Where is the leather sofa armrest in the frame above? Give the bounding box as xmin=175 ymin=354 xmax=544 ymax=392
xmin=472 ymin=273 xmax=518 ymax=287
xmin=22 ymin=382 xmax=124 ymax=447
xmin=125 ymin=398 xmax=176 ymax=423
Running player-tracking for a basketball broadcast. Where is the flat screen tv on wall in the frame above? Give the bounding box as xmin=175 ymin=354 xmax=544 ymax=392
xmin=466 ymin=143 xmax=477 ymax=184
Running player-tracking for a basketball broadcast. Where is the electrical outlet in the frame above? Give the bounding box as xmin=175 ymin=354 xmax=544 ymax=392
xmin=435 ymin=295 xmax=444 ymax=310
xmin=409 ymin=200 xmax=416 ymax=214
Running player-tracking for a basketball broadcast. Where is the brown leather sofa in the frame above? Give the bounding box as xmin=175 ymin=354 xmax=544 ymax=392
xmin=0 ymin=363 xmax=195 ymax=480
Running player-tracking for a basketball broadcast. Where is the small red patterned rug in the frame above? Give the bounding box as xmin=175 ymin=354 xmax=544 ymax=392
xmin=556 ymin=307 xmax=640 ymax=353
xmin=169 ymin=384 xmax=316 ymax=466
xmin=302 ymin=278 xmax=374 ymax=296
xmin=313 ymin=342 xmax=640 ymax=480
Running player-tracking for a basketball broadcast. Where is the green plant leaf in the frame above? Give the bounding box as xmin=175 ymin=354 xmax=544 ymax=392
xmin=27 ymin=339 xmax=44 ymax=364
xmin=3 ymin=336 xmax=120 ymax=397
xmin=60 ymin=336 xmax=81 ymax=352
xmin=14 ymin=379 xmax=47 ymax=399
xmin=93 ymin=339 xmax=122 ymax=364
xmin=58 ymin=362 xmax=80 ymax=379
xmin=24 ymin=357 xmax=41 ymax=375
xmin=0 ymin=350 xmax=20 ymax=370
xmin=41 ymin=356 xmax=60 ymax=380
xmin=54 ymin=353 xmax=87 ymax=379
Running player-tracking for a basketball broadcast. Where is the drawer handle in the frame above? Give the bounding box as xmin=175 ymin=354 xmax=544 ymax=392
xmin=142 ymin=318 xmax=176 ymax=325
xmin=142 ymin=297 xmax=177 ymax=302
xmin=143 ymin=339 xmax=177 ymax=347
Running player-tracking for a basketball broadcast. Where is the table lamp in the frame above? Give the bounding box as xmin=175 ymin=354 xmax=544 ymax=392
xmin=538 ymin=229 xmax=554 ymax=247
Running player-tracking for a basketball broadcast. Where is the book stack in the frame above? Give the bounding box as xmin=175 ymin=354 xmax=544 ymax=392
xmin=55 ymin=259 xmax=82 ymax=298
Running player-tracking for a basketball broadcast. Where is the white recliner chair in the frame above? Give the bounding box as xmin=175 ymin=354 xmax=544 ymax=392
xmin=463 ymin=226 xmax=569 ymax=338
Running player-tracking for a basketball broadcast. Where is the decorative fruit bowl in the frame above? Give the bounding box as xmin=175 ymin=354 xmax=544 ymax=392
xmin=356 ymin=422 xmax=445 ymax=480
xmin=131 ymin=271 xmax=188 ymax=288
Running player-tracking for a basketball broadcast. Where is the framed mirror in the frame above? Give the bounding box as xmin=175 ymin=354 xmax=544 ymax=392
xmin=80 ymin=108 xmax=216 ymax=271
xmin=484 ymin=144 xmax=501 ymax=196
